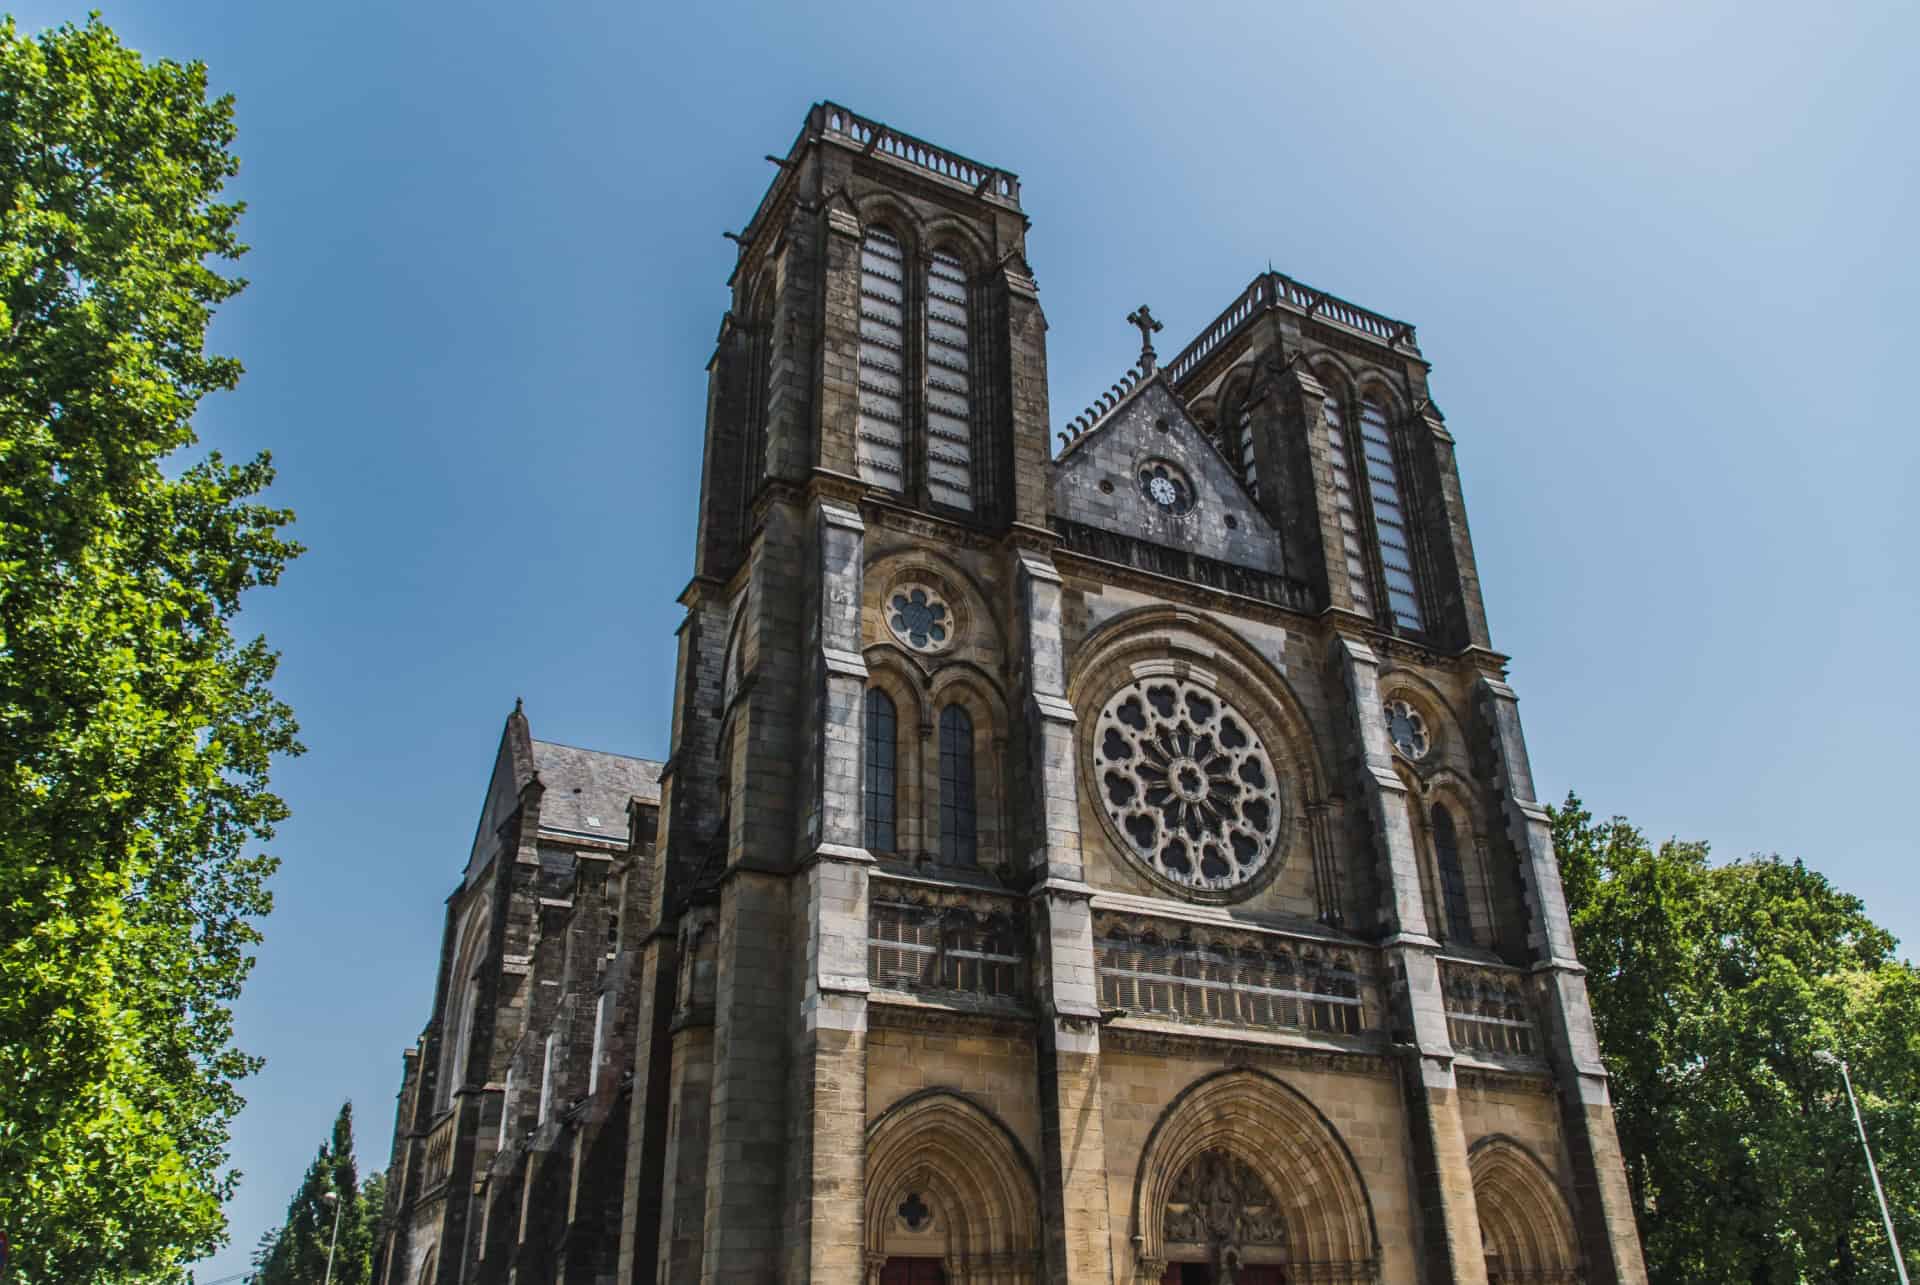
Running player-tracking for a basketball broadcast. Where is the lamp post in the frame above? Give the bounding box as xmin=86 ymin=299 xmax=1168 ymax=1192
xmin=1816 ymin=1050 xmax=1909 ymax=1284
xmin=320 ymin=1190 xmax=344 ymax=1285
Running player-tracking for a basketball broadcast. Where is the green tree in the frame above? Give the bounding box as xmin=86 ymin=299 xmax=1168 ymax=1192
xmin=249 ymin=1103 xmax=385 ymax=1285
xmin=0 ymin=16 xmax=299 ymax=1282
xmin=1553 ymin=794 xmax=1920 ymax=1283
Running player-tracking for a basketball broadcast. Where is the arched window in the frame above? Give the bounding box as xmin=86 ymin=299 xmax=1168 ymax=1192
xmin=865 ymin=688 xmax=898 ymax=852
xmin=1358 ymin=396 xmax=1424 ymax=630
xmin=1320 ymin=393 xmax=1373 ymax=614
xmin=924 ymin=251 xmax=974 ymax=510
xmin=938 ymin=704 xmax=976 ymax=866
xmin=856 ymin=229 xmax=908 ymax=492
xmin=1432 ymin=803 xmax=1474 ymax=944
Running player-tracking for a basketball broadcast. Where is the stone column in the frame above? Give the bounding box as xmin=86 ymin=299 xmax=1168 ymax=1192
xmin=781 ymin=496 xmax=873 ymax=1281
xmin=1333 ymin=635 xmax=1487 ymax=1285
xmin=1477 ymin=677 xmax=1649 ymax=1284
xmin=1016 ymin=549 xmax=1115 ymax=1284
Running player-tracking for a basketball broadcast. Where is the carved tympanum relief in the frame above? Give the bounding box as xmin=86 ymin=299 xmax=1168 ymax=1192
xmin=1162 ymin=1148 xmax=1288 ymax=1251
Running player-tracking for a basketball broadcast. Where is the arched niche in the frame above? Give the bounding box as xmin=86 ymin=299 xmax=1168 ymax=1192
xmin=865 ymin=1090 xmax=1042 ymax=1285
xmin=1470 ymin=1137 xmax=1583 ymax=1284
xmin=1132 ymin=1070 xmax=1377 ymax=1282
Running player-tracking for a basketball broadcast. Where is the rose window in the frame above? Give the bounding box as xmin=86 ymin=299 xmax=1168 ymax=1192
xmin=887 ymin=584 xmax=951 ymax=652
xmin=1092 ymin=678 xmax=1283 ymax=894
xmin=1383 ymin=699 xmax=1429 ymax=760
xmin=1138 ymin=459 xmax=1196 ymax=515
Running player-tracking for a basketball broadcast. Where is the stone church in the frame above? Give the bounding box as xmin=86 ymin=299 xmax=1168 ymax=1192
xmin=372 ymin=102 xmax=1648 ymax=1285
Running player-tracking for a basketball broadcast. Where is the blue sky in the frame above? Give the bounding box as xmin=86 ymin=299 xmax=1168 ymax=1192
xmin=9 ymin=1 xmax=1916 ymax=1278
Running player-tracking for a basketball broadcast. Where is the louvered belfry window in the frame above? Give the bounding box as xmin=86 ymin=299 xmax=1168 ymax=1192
xmin=1321 ymin=395 xmax=1374 ymax=614
xmin=856 ymin=230 xmax=907 ymax=491
xmin=864 ymin=688 xmax=898 ymax=853
xmin=1360 ymin=398 xmax=1424 ymax=630
xmin=924 ymin=251 xmax=974 ymax=510
xmin=1237 ymin=407 xmax=1260 ymax=497
xmin=938 ymin=704 xmax=977 ymax=866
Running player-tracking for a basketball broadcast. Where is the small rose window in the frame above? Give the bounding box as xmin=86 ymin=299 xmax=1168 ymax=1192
xmin=887 ymin=583 xmax=952 ymax=652
xmin=1138 ymin=459 xmax=1196 ymax=515
xmin=1383 ymin=699 xmax=1429 ymax=760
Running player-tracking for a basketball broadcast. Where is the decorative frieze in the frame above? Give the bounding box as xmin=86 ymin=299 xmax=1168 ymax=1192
xmin=1094 ymin=912 xmax=1373 ymax=1037
xmin=1439 ymin=959 xmax=1539 ymax=1058
xmin=868 ymin=881 xmax=1027 ymax=1006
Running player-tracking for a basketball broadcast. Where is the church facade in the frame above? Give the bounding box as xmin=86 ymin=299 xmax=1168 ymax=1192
xmin=373 ymin=102 xmax=1648 ymax=1285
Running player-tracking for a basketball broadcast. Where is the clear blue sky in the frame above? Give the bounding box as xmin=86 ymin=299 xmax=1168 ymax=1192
xmin=10 ymin=1 xmax=1916 ymax=1278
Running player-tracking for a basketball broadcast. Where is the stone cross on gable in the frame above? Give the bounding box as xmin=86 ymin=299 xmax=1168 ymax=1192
xmin=1127 ymin=304 xmax=1164 ymax=373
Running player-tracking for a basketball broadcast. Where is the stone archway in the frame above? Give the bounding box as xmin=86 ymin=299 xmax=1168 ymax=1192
xmin=1132 ymin=1070 xmax=1377 ymax=1283
xmin=864 ymin=1090 xmax=1041 ymax=1285
xmin=1470 ymin=1137 xmax=1583 ymax=1284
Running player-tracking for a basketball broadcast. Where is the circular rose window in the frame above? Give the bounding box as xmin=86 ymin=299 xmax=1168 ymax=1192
xmin=886 ymin=583 xmax=953 ymax=652
xmin=1091 ymin=677 xmax=1283 ymax=895
xmin=1383 ymin=698 xmax=1429 ymax=760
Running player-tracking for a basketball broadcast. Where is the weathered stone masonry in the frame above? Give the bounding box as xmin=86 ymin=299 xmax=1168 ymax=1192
xmin=375 ymin=101 xmax=1648 ymax=1285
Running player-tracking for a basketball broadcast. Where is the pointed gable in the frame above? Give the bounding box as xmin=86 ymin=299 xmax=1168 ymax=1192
xmin=1050 ymin=376 xmax=1286 ymax=576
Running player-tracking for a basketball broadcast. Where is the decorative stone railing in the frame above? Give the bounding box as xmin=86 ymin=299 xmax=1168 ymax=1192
xmin=1095 ymin=913 xmax=1374 ymax=1037
xmin=868 ymin=881 xmax=1027 ymax=1006
xmin=1440 ymin=960 xmax=1539 ymax=1058
xmin=1050 ymin=518 xmax=1315 ymax=612
xmin=1165 ymin=271 xmax=1421 ymax=388
xmin=815 ymin=102 xmax=1020 ymax=206
xmin=419 ymin=1108 xmax=457 ymax=1193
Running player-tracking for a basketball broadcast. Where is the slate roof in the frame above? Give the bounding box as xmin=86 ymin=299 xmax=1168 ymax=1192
xmin=530 ymin=739 xmax=663 ymax=843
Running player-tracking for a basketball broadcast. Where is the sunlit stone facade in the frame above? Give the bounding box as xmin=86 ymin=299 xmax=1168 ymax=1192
xmin=374 ymin=102 xmax=1648 ymax=1285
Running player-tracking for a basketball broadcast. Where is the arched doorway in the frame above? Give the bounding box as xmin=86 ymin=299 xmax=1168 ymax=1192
xmin=1470 ymin=1137 xmax=1583 ymax=1284
xmin=864 ymin=1090 xmax=1042 ymax=1285
xmin=1132 ymin=1070 xmax=1378 ymax=1284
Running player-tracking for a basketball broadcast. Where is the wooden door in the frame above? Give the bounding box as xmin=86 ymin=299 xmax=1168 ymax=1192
xmin=879 ymin=1258 xmax=946 ymax=1285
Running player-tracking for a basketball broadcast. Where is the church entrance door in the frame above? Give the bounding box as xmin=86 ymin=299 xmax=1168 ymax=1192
xmin=1159 ymin=1268 xmax=1288 ymax=1284
xmin=879 ymin=1258 xmax=946 ymax=1285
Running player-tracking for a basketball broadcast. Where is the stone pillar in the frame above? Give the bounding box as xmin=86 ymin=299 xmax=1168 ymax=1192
xmin=1016 ymin=549 xmax=1115 ymax=1284
xmin=1477 ymin=677 xmax=1649 ymax=1285
xmin=1333 ymin=635 xmax=1487 ymax=1285
xmin=781 ymin=496 xmax=873 ymax=1280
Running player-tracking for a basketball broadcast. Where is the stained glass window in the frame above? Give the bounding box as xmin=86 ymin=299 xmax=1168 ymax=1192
xmin=939 ymin=704 xmax=977 ymax=866
xmin=864 ymin=688 xmax=898 ymax=853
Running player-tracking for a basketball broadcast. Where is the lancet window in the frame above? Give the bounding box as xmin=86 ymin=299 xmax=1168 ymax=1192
xmin=1359 ymin=396 xmax=1424 ymax=630
xmin=938 ymin=704 xmax=977 ymax=866
xmin=1432 ymin=803 xmax=1474 ymax=944
xmin=865 ymin=688 xmax=899 ymax=853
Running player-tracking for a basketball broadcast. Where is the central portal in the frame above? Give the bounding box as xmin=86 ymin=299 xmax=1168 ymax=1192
xmin=1160 ymin=1267 xmax=1287 ymax=1284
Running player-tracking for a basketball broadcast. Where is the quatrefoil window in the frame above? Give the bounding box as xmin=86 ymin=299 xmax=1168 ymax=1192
xmin=887 ymin=584 xmax=952 ymax=652
xmin=898 ymin=1192 xmax=932 ymax=1231
xmin=1092 ymin=678 xmax=1283 ymax=894
xmin=1138 ymin=459 xmax=1196 ymax=515
xmin=1383 ymin=699 xmax=1429 ymax=760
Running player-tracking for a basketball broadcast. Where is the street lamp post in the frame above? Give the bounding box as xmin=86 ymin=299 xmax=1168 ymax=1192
xmin=1817 ymin=1050 xmax=1910 ymax=1285
xmin=320 ymin=1190 xmax=344 ymax=1285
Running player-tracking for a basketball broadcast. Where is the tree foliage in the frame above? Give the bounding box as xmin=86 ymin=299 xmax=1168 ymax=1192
xmin=249 ymin=1102 xmax=385 ymax=1285
xmin=1553 ymin=794 xmax=1920 ymax=1283
xmin=0 ymin=17 xmax=298 ymax=1281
